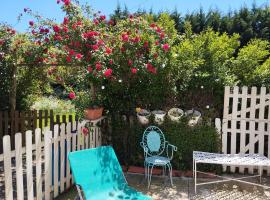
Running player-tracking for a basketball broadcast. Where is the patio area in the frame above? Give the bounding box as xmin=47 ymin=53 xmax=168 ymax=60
xmin=56 ymin=173 xmax=270 ymax=200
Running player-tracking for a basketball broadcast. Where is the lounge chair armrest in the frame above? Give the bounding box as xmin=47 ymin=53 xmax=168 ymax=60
xmin=166 ymin=142 xmax=177 ymax=160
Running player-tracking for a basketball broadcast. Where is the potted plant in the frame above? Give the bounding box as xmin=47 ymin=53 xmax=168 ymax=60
xmin=152 ymin=110 xmax=166 ymax=125
xmin=136 ymin=108 xmax=151 ymax=125
xmin=185 ymin=109 xmax=202 ymax=127
xmin=74 ymin=92 xmax=104 ymax=120
xmin=168 ymin=108 xmax=184 ymax=122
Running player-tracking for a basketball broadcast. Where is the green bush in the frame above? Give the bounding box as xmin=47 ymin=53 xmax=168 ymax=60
xmin=111 ymin=115 xmax=221 ymax=171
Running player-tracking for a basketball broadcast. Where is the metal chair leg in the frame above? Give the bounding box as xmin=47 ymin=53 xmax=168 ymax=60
xmin=167 ymin=163 xmax=173 ymax=187
xmin=148 ymin=165 xmax=154 ymax=189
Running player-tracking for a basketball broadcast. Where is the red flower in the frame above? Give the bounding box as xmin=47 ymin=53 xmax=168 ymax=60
xmin=156 ymin=27 xmax=162 ymax=33
xmin=147 ymin=63 xmax=157 ymax=74
xmin=109 ymin=59 xmax=113 ymax=65
xmin=162 ymin=44 xmax=170 ymax=52
xmin=53 ymin=25 xmax=60 ymax=33
xmin=0 ymin=39 xmax=4 ymax=46
xmin=131 ymin=68 xmax=137 ymax=74
xmin=121 ymin=33 xmax=129 ymax=42
xmin=143 ymin=41 xmax=149 ymax=48
xmin=120 ymin=47 xmax=125 ymax=52
xmin=150 ymin=23 xmax=156 ymax=28
xmin=87 ymin=66 xmax=93 ymax=73
xmin=96 ymin=62 xmax=102 ymax=71
xmin=155 ymin=40 xmax=159 ymax=46
xmin=82 ymin=127 xmax=89 ymax=136
xmin=44 ymin=28 xmax=50 ymax=33
xmin=66 ymin=56 xmax=72 ymax=62
xmin=160 ymin=32 xmax=165 ymax=40
xmin=63 ymin=0 xmax=71 ymax=6
xmin=105 ymin=47 xmax=112 ymax=55
xmin=63 ymin=27 xmax=69 ymax=33
xmin=29 ymin=21 xmax=34 ymax=26
xmin=100 ymin=15 xmax=106 ymax=21
xmin=97 ymin=40 xmax=104 ymax=46
xmin=104 ymin=68 xmax=113 ymax=77
xmin=44 ymin=37 xmax=50 ymax=43
xmin=133 ymin=36 xmax=140 ymax=43
xmin=92 ymin=45 xmax=99 ymax=51
xmin=69 ymin=49 xmax=75 ymax=56
xmin=93 ymin=19 xmax=99 ymax=25
xmin=54 ymin=35 xmax=62 ymax=41
xmin=153 ymin=53 xmax=158 ymax=58
xmin=69 ymin=92 xmax=76 ymax=99
xmin=75 ymin=53 xmax=83 ymax=60
xmin=63 ymin=17 xmax=69 ymax=24
xmin=128 ymin=59 xmax=133 ymax=66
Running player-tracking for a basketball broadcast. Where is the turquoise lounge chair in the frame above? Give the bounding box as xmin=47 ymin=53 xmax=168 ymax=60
xmin=68 ymin=146 xmax=152 ymax=200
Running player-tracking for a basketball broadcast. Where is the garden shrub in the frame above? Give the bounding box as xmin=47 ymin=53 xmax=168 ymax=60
xmin=111 ymin=115 xmax=221 ymax=171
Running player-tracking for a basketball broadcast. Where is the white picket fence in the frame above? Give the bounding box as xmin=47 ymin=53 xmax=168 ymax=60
xmin=221 ymin=86 xmax=270 ymax=174
xmin=0 ymin=118 xmax=105 ymax=200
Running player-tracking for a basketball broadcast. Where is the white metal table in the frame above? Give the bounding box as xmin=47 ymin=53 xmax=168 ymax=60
xmin=193 ymin=151 xmax=270 ymax=193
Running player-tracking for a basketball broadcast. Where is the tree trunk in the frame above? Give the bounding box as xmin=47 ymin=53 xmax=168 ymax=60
xmin=90 ymin=82 xmax=96 ymax=101
xmin=10 ymin=64 xmax=17 ymax=111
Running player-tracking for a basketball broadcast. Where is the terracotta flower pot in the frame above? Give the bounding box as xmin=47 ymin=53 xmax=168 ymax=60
xmin=84 ymin=107 xmax=104 ymax=120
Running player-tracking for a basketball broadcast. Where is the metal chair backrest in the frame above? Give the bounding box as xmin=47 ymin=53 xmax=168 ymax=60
xmin=141 ymin=126 xmax=166 ymax=156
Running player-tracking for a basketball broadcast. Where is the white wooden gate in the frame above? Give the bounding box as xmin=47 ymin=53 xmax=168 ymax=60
xmin=0 ymin=118 xmax=105 ymax=200
xmin=222 ymin=86 xmax=270 ymax=174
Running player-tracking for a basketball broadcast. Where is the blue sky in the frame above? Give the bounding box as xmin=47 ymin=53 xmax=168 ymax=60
xmin=1 ymin=0 xmax=269 ymax=32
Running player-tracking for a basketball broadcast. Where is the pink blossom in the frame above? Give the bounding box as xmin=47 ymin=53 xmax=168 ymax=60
xmin=92 ymin=45 xmax=99 ymax=51
xmin=100 ymin=15 xmax=106 ymax=21
xmin=29 ymin=21 xmax=34 ymax=26
xmin=128 ymin=59 xmax=133 ymax=66
xmin=96 ymin=62 xmax=102 ymax=71
xmin=104 ymin=68 xmax=113 ymax=77
xmin=162 ymin=44 xmax=170 ymax=52
xmin=82 ymin=127 xmax=89 ymax=136
xmin=105 ymin=47 xmax=112 ymax=55
xmin=87 ymin=66 xmax=93 ymax=73
xmin=63 ymin=17 xmax=69 ymax=24
xmin=131 ymin=68 xmax=137 ymax=74
xmin=69 ymin=92 xmax=76 ymax=99
xmin=75 ymin=53 xmax=83 ymax=60
xmin=53 ymin=25 xmax=60 ymax=33
xmin=121 ymin=34 xmax=129 ymax=42
xmin=66 ymin=56 xmax=72 ymax=62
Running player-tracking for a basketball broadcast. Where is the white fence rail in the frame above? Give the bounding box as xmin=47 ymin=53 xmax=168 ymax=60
xmin=222 ymin=86 xmax=270 ymax=174
xmin=0 ymin=118 xmax=104 ymax=200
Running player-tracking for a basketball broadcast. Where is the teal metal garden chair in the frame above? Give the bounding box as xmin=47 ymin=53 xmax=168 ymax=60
xmin=68 ymin=146 xmax=152 ymax=200
xmin=140 ymin=126 xmax=177 ymax=188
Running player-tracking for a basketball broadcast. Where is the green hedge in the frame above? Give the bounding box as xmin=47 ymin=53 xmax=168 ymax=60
xmin=111 ymin=115 xmax=221 ymax=171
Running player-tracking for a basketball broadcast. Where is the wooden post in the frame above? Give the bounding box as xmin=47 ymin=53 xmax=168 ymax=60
xmin=9 ymin=63 xmax=17 ymax=111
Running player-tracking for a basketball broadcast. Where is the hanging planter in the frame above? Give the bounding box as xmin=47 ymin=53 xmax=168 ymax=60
xmin=168 ymin=108 xmax=184 ymax=122
xmin=186 ymin=109 xmax=202 ymax=127
xmin=152 ymin=110 xmax=166 ymax=125
xmin=137 ymin=109 xmax=151 ymax=125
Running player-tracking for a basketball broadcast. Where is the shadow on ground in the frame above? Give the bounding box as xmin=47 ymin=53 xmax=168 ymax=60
xmin=55 ymin=173 xmax=270 ymax=200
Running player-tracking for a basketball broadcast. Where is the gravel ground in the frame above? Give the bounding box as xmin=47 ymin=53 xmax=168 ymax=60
xmin=55 ymin=173 xmax=270 ymax=200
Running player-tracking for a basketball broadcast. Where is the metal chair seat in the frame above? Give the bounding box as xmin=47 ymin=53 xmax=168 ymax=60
xmin=146 ymin=156 xmax=170 ymax=165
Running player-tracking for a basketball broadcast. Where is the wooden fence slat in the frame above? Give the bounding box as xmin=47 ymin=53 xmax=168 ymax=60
xmin=15 ymin=133 xmax=24 ymax=200
xmin=3 ymin=135 xmax=13 ymax=200
xmin=44 ymin=128 xmax=52 ymax=200
xmin=66 ymin=122 xmax=72 ymax=189
xmin=71 ymin=121 xmax=77 ymax=184
xmin=230 ymin=87 xmax=239 ymax=172
xmin=35 ymin=128 xmax=42 ymax=200
xmin=259 ymin=87 xmax=266 ymax=170
xmin=60 ymin=123 xmax=65 ymax=192
xmin=247 ymin=87 xmax=257 ymax=174
xmin=53 ymin=124 xmax=59 ymax=198
xmin=26 ymin=130 xmax=34 ymax=200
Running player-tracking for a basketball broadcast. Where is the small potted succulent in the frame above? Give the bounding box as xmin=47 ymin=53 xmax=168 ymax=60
xmin=152 ymin=110 xmax=166 ymax=125
xmin=168 ymin=108 xmax=184 ymax=122
xmin=136 ymin=108 xmax=151 ymax=125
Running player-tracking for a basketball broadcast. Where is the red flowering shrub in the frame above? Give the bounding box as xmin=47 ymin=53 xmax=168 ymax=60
xmin=23 ymin=0 xmax=174 ymax=114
